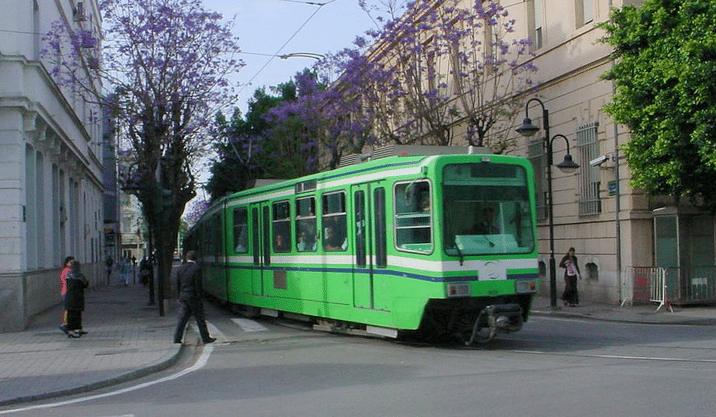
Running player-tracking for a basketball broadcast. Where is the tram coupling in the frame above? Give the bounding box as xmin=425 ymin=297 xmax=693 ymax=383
xmin=465 ymin=303 xmax=523 ymax=345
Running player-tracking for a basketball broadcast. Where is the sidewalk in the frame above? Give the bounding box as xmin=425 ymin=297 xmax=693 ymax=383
xmin=531 ymin=295 xmax=716 ymax=326
xmin=0 ymin=284 xmax=184 ymax=407
xmin=1 ymin=288 xmax=715 ymax=408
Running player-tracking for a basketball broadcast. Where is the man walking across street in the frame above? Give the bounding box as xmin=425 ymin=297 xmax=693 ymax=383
xmin=173 ymin=250 xmax=216 ymax=344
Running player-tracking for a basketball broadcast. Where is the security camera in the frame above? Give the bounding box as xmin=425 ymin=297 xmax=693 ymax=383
xmin=589 ymin=155 xmax=609 ymax=167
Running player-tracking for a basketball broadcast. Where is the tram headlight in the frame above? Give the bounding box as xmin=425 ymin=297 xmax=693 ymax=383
xmin=515 ymin=280 xmax=537 ymax=294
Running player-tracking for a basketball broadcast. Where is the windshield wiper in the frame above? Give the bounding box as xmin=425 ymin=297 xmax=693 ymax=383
xmin=454 ymin=237 xmax=464 ymax=266
xmin=482 ymin=235 xmax=495 ymax=248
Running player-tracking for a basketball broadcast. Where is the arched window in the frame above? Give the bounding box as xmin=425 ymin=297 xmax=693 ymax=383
xmin=585 ymin=262 xmax=599 ymax=281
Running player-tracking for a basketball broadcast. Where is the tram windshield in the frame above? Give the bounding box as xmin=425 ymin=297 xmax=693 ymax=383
xmin=442 ymin=163 xmax=535 ymax=256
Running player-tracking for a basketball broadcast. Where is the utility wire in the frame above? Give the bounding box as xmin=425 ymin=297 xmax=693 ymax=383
xmin=237 ymin=0 xmax=334 ymax=94
xmin=277 ymin=0 xmax=329 ymax=5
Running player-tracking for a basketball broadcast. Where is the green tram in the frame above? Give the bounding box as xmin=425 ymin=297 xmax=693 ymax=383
xmin=185 ymin=146 xmax=539 ymax=343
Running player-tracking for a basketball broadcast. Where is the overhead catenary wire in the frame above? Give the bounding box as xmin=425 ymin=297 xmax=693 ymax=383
xmin=237 ymin=0 xmax=334 ymax=94
xmin=277 ymin=0 xmax=330 ymax=5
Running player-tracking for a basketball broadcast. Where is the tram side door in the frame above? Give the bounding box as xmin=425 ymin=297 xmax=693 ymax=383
xmin=351 ymin=183 xmax=382 ymax=309
xmin=250 ymin=202 xmax=271 ymax=296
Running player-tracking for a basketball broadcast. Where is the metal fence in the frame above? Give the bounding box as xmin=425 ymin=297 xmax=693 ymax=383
xmin=623 ymin=266 xmax=716 ymax=309
xmin=664 ymin=267 xmax=716 ymax=305
xmin=622 ymin=267 xmax=671 ymax=312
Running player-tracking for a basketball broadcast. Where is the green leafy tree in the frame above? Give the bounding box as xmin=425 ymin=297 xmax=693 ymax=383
xmin=207 ymin=79 xmax=316 ymax=201
xmin=206 ymin=108 xmax=263 ymax=200
xmin=600 ymin=0 xmax=716 ymax=210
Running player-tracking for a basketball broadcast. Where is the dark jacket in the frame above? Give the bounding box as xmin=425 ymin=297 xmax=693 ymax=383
xmin=559 ymin=254 xmax=581 ymax=278
xmin=176 ymin=261 xmax=203 ymax=302
xmin=65 ymin=270 xmax=89 ymax=311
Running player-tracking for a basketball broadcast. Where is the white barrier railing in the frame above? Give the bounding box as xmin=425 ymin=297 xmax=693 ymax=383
xmin=622 ymin=267 xmax=672 ymax=312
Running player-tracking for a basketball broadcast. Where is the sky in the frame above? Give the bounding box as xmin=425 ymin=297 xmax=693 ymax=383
xmin=203 ymin=0 xmax=378 ymax=113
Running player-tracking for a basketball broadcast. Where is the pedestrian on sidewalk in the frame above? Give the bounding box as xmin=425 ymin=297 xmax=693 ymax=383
xmin=559 ymin=247 xmax=581 ymax=307
xmin=173 ymin=250 xmax=216 ymax=344
xmin=58 ymin=256 xmax=74 ymax=335
xmin=65 ymin=261 xmax=89 ymax=338
xmin=105 ymin=255 xmax=114 ymax=284
xmin=139 ymin=256 xmax=152 ymax=287
xmin=118 ymin=257 xmax=131 ymax=286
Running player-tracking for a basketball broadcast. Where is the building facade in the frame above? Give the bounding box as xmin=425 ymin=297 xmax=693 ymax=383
xmin=359 ymin=0 xmax=713 ymax=306
xmin=0 ymin=0 xmax=104 ymax=331
xmin=515 ymin=0 xmax=713 ymax=306
xmin=516 ymin=0 xmax=643 ymax=305
xmin=120 ymin=192 xmax=147 ymax=264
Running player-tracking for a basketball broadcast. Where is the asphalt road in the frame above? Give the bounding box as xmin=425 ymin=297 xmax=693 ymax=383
xmin=5 ymin=306 xmax=716 ymax=417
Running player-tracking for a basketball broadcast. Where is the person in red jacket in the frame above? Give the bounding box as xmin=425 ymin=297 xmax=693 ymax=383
xmin=58 ymin=256 xmax=74 ymax=335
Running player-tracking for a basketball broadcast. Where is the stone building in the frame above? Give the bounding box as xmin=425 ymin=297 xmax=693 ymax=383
xmin=357 ymin=0 xmax=713 ymax=306
xmin=513 ymin=0 xmax=712 ymax=306
xmin=0 ymin=0 xmax=104 ymax=331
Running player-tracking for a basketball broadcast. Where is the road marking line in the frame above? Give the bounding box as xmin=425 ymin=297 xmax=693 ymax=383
xmin=0 ymin=346 xmax=214 ymax=415
xmin=189 ymin=321 xmax=226 ymax=342
xmin=231 ymin=318 xmax=268 ymax=332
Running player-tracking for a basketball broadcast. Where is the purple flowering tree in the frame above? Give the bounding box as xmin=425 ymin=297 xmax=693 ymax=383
xmin=316 ymin=49 xmax=396 ymax=158
xmin=330 ymin=0 xmax=537 ymax=150
xmin=358 ymin=0 xmax=410 ymax=26
xmin=43 ymin=0 xmax=243 ymax=303
xmin=263 ymin=72 xmax=325 ymax=175
xmin=183 ymin=199 xmax=211 ymax=230
xmin=266 ymin=68 xmax=380 ymax=171
xmin=443 ymin=1 xmax=537 ymax=151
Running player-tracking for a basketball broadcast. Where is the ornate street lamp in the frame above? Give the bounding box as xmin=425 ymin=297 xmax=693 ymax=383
xmin=517 ymin=98 xmax=579 ymax=308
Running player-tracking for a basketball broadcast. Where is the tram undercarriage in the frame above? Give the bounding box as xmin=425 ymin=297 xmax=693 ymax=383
xmin=414 ymin=295 xmax=533 ymax=344
xmin=220 ymin=294 xmax=533 ymax=345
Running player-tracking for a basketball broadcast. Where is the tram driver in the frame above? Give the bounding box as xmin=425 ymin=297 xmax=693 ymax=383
xmin=469 ymin=206 xmax=500 ymax=235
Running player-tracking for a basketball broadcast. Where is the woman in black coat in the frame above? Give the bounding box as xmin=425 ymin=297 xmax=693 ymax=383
xmin=64 ymin=261 xmax=89 ymax=338
xmin=559 ymin=247 xmax=581 ymax=307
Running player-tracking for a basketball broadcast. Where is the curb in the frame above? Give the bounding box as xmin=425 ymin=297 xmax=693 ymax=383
xmin=531 ymin=309 xmax=716 ymax=326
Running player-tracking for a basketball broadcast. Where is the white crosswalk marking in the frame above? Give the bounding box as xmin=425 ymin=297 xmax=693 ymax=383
xmin=206 ymin=321 xmax=225 ymax=339
xmin=231 ymin=318 xmax=269 ymax=332
xmin=189 ymin=321 xmax=226 ymax=342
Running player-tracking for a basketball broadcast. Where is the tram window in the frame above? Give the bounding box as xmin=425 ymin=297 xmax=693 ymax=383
xmin=442 ymin=163 xmax=535 ymax=255
xmin=273 ymin=201 xmax=291 ymax=253
xmin=205 ymin=217 xmax=218 ymax=257
xmin=252 ymin=208 xmax=260 ymax=265
xmin=322 ymin=192 xmax=347 ymax=252
xmin=394 ymin=181 xmax=432 ymax=253
xmin=233 ymin=207 xmax=248 ymax=253
xmin=354 ymin=190 xmax=366 ymax=267
xmin=202 ymin=223 xmax=210 ymax=256
xmin=295 ymin=197 xmax=316 ymax=252
xmin=263 ymin=206 xmax=271 ymax=264
xmin=374 ymin=187 xmax=387 ymax=268
xmin=213 ymin=214 xmax=222 ymax=257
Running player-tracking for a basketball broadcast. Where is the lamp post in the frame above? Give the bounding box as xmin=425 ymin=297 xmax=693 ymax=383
xmin=517 ymin=98 xmax=580 ymax=308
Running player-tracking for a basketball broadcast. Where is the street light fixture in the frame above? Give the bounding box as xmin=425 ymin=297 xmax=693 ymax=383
xmin=279 ymin=52 xmax=325 ymax=61
xmin=517 ymin=98 xmax=580 ymax=308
